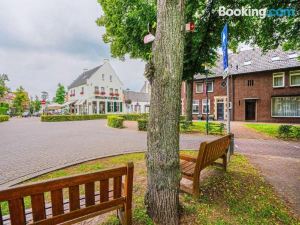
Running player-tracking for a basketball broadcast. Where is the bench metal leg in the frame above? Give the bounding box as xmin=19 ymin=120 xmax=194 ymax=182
xmin=222 ymin=155 xmax=227 ymax=171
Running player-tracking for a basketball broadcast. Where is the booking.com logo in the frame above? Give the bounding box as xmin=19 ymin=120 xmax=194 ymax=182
xmin=218 ymin=7 xmax=296 ymax=19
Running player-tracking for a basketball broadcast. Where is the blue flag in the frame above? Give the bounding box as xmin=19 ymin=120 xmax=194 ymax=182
xmin=221 ymin=24 xmax=228 ymax=73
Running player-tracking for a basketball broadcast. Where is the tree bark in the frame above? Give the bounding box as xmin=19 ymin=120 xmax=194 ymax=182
xmin=145 ymin=0 xmax=185 ymax=224
xmin=185 ymin=78 xmax=193 ymax=121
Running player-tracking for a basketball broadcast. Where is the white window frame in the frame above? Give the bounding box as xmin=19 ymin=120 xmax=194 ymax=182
xmin=273 ymin=72 xmax=285 ymax=88
xmin=196 ymin=83 xmax=203 ymax=93
xmin=206 ymin=81 xmax=214 ymax=93
xmin=202 ymin=99 xmax=210 ymax=114
xmin=192 ymin=100 xmax=199 ymax=115
xmin=271 ymin=96 xmax=300 ymax=118
xmin=290 ymin=70 xmax=300 ymax=87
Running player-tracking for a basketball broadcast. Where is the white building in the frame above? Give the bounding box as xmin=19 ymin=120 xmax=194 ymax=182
xmin=65 ymin=60 xmax=124 ymax=114
xmin=123 ymin=81 xmax=151 ymax=113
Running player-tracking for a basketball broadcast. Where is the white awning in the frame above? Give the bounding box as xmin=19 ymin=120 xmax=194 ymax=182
xmin=62 ymin=100 xmax=77 ymax=107
xmin=75 ymin=99 xmax=86 ymax=106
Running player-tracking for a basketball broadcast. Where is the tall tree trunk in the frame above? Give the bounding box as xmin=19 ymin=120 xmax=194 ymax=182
xmin=185 ymin=78 xmax=193 ymax=121
xmin=145 ymin=0 xmax=185 ymax=224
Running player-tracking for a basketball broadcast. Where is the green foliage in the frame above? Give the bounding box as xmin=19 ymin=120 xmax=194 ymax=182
xmin=13 ymin=86 xmax=29 ymax=114
xmin=0 ymin=74 xmax=9 ymax=98
xmin=31 ymin=96 xmax=42 ymax=112
xmin=117 ymin=113 xmax=148 ymax=121
xmin=278 ymin=125 xmax=293 ymax=139
xmin=246 ymin=124 xmax=300 ymax=140
xmin=107 ymin=115 xmax=124 ymax=128
xmin=55 ymin=83 xmax=66 ymax=104
xmin=41 ymin=114 xmax=108 ymax=122
xmin=0 ymin=115 xmax=9 ymax=122
xmin=180 ymin=121 xmax=225 ymax=135
xmin=137 ymin=119 xmax=148 ymax=131
xmin=0 ymin=102 xmax=9 ymax=115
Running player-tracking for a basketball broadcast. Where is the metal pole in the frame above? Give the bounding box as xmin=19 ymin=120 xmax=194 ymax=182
xmin=226 ymin=75 xmax=230 ymax=134
xmin=206 ymin=69 xmax=209 ymax=135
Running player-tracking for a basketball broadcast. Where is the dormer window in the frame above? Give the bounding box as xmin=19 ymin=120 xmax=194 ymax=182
xmin=80 ymin=87 xmax=84 ymax=95
xmin=271 ymin=56 xmax=280 ymax=61
xmin=244 ymin=61 xmax=252 ymax=66
xmin=288 ymin=53 xmax=298 ymax=59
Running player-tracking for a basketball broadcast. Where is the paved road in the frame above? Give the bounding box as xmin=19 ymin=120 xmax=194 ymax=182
xmin=1 ymin=118 xmax=299 ymax=216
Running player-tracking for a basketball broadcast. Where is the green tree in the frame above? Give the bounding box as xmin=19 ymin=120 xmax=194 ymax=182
xmin=0 ymin=74 xmax=9 ymax=98
xmin=13 ymin=86 xmax=30 ymax=114
xmin=97 ymin=0 xmax=299 ymax=223
xmin=32 ymin=96 xmax=41 ymax=112
xmin=55 ymin=83 xmax=66 ymax=104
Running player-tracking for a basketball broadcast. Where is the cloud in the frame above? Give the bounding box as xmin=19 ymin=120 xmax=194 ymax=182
xmin=0 ymin=0 xmax=146 ymax=99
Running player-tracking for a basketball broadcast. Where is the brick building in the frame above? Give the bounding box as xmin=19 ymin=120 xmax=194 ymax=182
xmin=182 ymin=48 xmax=300 ymax=123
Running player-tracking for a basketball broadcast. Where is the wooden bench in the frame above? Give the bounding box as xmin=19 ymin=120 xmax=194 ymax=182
xmin=0 ymin=163 xmax=134 ymax=225
xmin=180 ymin=135 xmax=231 ymax=197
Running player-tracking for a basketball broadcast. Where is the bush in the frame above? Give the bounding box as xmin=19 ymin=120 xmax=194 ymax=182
xmin=117 ymin=113 xmax=148 ymax=121
xmin=278 ymin=125 xmax=293 ymax=138
xmin=107 ymin=116 xmax=124 ymax=128
xmin=292 ymin=126 xmax=300 ymax=140
xmin=180 ymin=120 xmax=192 ymax=131
xmin=41 ymin=114 xmax=107 ymax=122
xmin=209 ymin=122 xmax=225 ymax=135
xmin=0 ymin=107 xmax=8 ymax=115
xmin=137 ymin=119 xmax=148 ymax=131
xmin=0 ymin=115 xmax=9 ymax=122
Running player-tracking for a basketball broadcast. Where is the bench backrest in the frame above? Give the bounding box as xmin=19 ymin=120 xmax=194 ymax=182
xmin=195 ymin=135 xmax=231 ymax=174
xmin=0 ymin=163 xmax=133 ymax=225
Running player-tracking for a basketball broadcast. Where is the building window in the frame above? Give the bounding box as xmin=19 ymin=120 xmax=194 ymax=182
xmin=101 ymin=87 xmax=105 ymax=92
xmin=272 ymin=96 xmax=300 ymax=117
xmin=110 ymin=75 xmax=112 ymax=82
xmin=271 ymin=56 xmax=280 ymax=61
xmin=102 ymin=74 xmax=105 ymax=81
xmin=202 ymin=99 xmax=210 ymax=114
xmin=288 ymin=53 xmax=298 ymax=59
xmin=244 ymin=60 xmax=252 ymax=66
xmin=95 ymin=86 xmax=99 ymax=93
xmin=206 ymin=81 xmax=213 ymax=92
xmin=115 ymin=89 xmax=118 ymax=94
xmin=273 ymin=72 xmax=285 ymax=88
xmin=196 ymin=83 xmax=203 ymax=93
xmin=290 ymin=70 xmax=300 ymax=87
xmin=192 ymin=100 xmax=199 ymax=114
xmin=247 ymin=80 xmax=254 ymax=86
xmin=80 ymin=87 xmax=84 ymax=94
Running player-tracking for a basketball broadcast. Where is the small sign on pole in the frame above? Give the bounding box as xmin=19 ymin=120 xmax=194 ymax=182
xmin=186 ymin=22 xmax=195 ymax=32
xmin=144 ymin=33 xmax=155 ymax=44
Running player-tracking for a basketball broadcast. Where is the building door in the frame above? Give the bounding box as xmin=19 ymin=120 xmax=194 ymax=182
xmin=245 ymin=100 xmax=256 ymax=120
xmin=217 ymin=103 xmax=224 ymax=120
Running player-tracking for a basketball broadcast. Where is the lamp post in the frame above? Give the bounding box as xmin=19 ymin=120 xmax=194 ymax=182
xmin=205 ymin=66 xmax=209 ymax=135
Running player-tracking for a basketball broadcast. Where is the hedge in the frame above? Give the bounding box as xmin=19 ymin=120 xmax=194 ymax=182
xmin=107 ymin=116 xmax=124 ymax=128
xmin=137 ymin=119 xmax=148 ymax=131
xmin=278 ymin=125 xmax=300 ymax=139
xmin=41 ymin=114 xmax=107 ymax=122
xmin=0 ymin=115 xmax=9 ymax=122
xmin=41 ymin=113 xmax=149 ymax=122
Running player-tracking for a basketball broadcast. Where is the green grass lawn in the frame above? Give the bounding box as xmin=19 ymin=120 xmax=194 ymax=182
xmin=1 ymin=152 xmax=298 ymax=224
xmin=245 ymin=123 xmax=300 ymax=139
xmin=180 ymin=121 xmax=225 ymax=135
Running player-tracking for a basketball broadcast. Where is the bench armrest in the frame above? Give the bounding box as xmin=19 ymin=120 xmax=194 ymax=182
xmin=180 ymin=154 xmax=197 ymax=162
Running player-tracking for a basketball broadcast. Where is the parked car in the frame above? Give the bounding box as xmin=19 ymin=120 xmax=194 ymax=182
xmin=32 ymin=112 xmax=41 ymax=117
xmin=22 ymin=111 xmax=31 ymax=117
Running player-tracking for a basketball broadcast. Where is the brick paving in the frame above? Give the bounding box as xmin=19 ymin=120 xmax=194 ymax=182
xmin=0 ymin=118 xmax=299 ymax=217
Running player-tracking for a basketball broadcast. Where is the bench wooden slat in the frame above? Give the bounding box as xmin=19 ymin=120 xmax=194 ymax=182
xmin=100 ymin=179 xmax=109 ymax=203
xmin=33 ymin=197 xmax=125 ymax=225
xmin=51 ymin=189 xmax=64 ymax=216
xmin=69 ymin=185 xmax=80 ymax=211
xmin=0 ymin=167 xmax=127 ymax=202
xmin=85 ymin=182 xmax=95 ymax=207
xmin=113 ymin=177 xmax=122 ymax=199
xmin=8 ymin=198 xmax=26 ymax=225
xmin=31 ymin=193 xmax=46 ymax=221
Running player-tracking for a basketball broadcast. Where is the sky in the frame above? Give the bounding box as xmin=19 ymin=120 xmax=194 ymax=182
xmin=0 ymin=0 xmax=146 ymax=99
